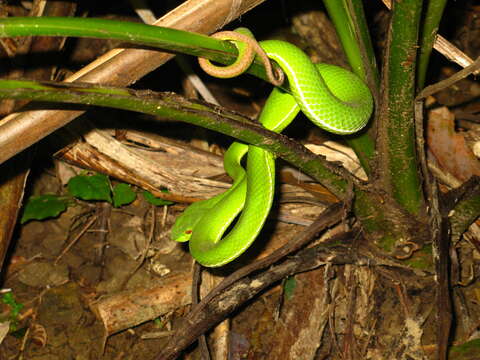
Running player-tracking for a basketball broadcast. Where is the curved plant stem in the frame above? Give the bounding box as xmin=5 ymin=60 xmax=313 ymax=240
xmin=0 ymin=79 xmax=351 ymax=198
xmin=0 ymin=17 xmax=275 ymax=83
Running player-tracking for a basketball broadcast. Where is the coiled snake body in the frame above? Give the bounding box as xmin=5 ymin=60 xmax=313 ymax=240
xmin=171 ymin=29 xmax=373 ymax=267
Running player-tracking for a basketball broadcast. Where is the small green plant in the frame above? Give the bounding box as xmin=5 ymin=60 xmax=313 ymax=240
xmin=67 ymin=173 xmax=112 ymax=203
xmin=113 ymin=183 xmax=137 ymax=208
xmin=20 ymin=194 xmax=70 ymax=224
xmin=1 ymin=292 xmax=24 ymax=332
xmin=143 ymin=189 xmax=174 ymax=206
xmin=21 ymin=173 xmax=174 ymax=223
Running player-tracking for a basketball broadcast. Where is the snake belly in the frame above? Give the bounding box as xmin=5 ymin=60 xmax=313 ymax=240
xmin=171 ymin=40 xmax=373 ymax=267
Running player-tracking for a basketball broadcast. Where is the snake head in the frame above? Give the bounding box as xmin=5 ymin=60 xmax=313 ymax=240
xmin=171 ymin=196 xmax=223 ymax=243
xmin=171 ymin=217 xmax=193 ymax=242
xmin=174 ymin=229 xmax=192 ymax=243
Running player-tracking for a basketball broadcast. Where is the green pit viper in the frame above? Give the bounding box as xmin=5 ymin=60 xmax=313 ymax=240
xmin=171 ymin=28 xmax=373 ymax=267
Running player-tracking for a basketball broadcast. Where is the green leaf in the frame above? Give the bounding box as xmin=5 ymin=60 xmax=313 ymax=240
xmin=112 ymin=183 xmax=136 ymax=208
xmin=2 ymin=292 xmax=15 ymax=306
xmin=283 ymin=276 xmax=297 ymax=301
xmin=68 ymin=174 xmax=112 ymax=202
xmin=2 ymin=292 xmax=24 ymax=319
xmin=143 ymin=190 xmax=174 ymax=206
xmin=20 ymin=194 xmax=69 ymax=223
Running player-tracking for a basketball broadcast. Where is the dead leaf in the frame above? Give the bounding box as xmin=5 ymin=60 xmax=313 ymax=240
xmin=427 ymin=107 xmax=480 ymax=181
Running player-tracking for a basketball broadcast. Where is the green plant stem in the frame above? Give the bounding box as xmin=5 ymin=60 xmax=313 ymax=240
xmin=0 ymin=17 xmax=274 ymax=83
xmin=322 ymin=0 xmax=377 ymax=83
xmin=0 ymin=79 xmax=350 ymax=198
xmin=322 ymin=0 xmax=378 ymax=176
xmin=380 ymin=0 xmax=424 ymax=216
xmin=417 ymin=0 xmax=448 ymax=90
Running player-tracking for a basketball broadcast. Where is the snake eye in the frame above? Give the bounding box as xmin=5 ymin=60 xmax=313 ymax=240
xmin=185 ymin=230 xmax=192 ymax=234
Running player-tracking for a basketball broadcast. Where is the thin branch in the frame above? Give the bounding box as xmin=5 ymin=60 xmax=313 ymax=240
xmin=191 ymin=262 xmax=211 ymax=360
xmin=416 ymin=0 xmax=447 ymax=89
xmin=0 ymin=79 xmax=355 ymax=198
xmin=0 ymin=17 xmax=278 ymax=84
xmin=157 ymin=241 xmax=365 ymax=360
xmin=191 ymin=202 xmax=344 ymax=316
xmin=0 ymin=0 xmax=268 ymax=164
xmin=156 ymin=233 xmax=429 ymax=360
xmin=417 ymin=56 xmax=480 ymax=100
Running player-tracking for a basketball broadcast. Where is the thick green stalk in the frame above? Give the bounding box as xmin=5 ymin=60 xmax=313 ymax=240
xmin=417 ymin=0 xmax=448 ymax=90
xmin=381 ymin=0 xmax=424 ymax=215
xmin=0 ymin=17 xmax=273 ymax=83
xmin=0 ymin=79 xmax=350 ymax=198
xmin=322 ymin=0 xmax=378 ymax=175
